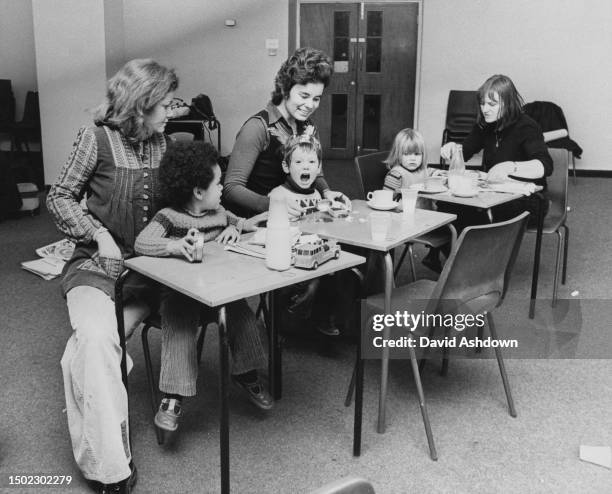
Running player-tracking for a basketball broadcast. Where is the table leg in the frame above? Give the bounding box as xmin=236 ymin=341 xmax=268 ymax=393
xmin=529 ymin=193 xmax=545 ymax=318
xmin=350 ymin=266 xmax=365 ymax=457
xmin=115 ymin=270 xmax=130 ymax=390
xmin=269 ymin=290 xmax=282 ymax=400
xmin=377 ymin=252 xmax=394 ymax=433
xmin=217 ymin=306 xmax=230 ymax=494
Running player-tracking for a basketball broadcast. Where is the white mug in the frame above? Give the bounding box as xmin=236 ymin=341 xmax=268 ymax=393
xmin=367 ymin=189 xmax=394 ymax=205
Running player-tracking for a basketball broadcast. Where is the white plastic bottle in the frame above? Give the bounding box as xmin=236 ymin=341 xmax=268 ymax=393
xmin=265 ymin=190 xmax=292 ymax=271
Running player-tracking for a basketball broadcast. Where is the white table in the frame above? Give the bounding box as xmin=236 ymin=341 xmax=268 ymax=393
xmin=115 ymin=240 xmax=365 ymax=493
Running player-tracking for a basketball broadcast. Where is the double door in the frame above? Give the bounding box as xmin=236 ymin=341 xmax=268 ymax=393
xmin=300 ymin=2 xmax=419 ymax=158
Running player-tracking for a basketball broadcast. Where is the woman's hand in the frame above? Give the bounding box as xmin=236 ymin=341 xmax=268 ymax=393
xmin=216 ymin=225 xmax=240 ymax=244
xmin=167 ymin=228 xmax=198 ymax=261
xmin=323 ymin=190 xmax=352 ymax=210
xmin=487 ymin=161 xmax=516 ymax=183
xmin=96 ymin=230 xmax=122 ymax=259
xmin=243 ymin=212 xmax=268 ymax=232
xmin=440 ymin=142 xmax=460 ymax=161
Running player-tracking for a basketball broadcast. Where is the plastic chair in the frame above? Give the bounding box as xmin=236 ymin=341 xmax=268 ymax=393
xmin=527 ymin=148 xmax=570 ymax=307
xmin=0 ymin=80 xmax=16 ymax=148
xmin=353 ymin=151 xmax=451 ymax=280
xmin=358 ymin=211 xmax=529 ymax=459
xmin=524 ymin=101 xmax=582 ymax=183
xmin=11 ymin=91 xmax=41 ymax=154
xmin=441 ymin=90 xmax=479 ymax=147
xmin=309 ymin=477 xmax=375 ymax=494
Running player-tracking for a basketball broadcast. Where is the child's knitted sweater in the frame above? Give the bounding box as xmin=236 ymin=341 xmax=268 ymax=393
xmin=134 ymin=206 xmax=243 ymax=257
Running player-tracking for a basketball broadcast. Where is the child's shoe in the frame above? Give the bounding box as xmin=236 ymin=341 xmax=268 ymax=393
xmin=232 ymin=372 xmax=274 ymax=410
xmin=154 ymin=398 xmax=182 ymax=432
xmin=316 ymin=316 xmax=341 ymax=337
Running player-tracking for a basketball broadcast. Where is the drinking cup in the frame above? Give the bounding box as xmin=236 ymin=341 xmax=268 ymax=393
xmin=369 ymin=212 xmax=391 ymax=242
xmin=400 ymin=188 xmax=418 ymax=216
xmin=367 ymin=189 xmax=394 ymax=205
xmin=449 ymin=173 xmax=473 ymax=194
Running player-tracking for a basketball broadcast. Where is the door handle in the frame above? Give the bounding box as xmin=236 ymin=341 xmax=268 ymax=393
xmin=350 ymin=81 xmax=356 ymax=86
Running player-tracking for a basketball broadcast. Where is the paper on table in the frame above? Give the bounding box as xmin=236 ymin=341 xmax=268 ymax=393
xmin=248 ymin=227 xmax=301 ymax=246
xmin=487 ymin=181 xmax=537 ymax=196
xmin=579 ymin=445 xmax=611 ymax=469
xmin=224 ymin=242 xmax=266 ymax=259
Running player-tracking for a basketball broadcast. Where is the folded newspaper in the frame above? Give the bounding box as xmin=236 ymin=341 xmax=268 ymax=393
xmin=21 ymin=239 xmax=75 ymax=280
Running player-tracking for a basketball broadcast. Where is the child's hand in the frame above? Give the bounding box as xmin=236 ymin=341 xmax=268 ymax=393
xmin=216 ymin=225 xmax=240 ymax=244
xmin=243 ymin=212 xmax=268 ymax=232
xmin=167 ymin=228 xmax=198 ymax=261
xmin=323 ymin=190 xmax=352 ymax=210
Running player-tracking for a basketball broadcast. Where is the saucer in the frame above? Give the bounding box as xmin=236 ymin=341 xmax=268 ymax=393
xmin=420 ymin=184 xmax=448 ymax=194
xmin=451 ymin=189 xmax=479 ymax=198
xmin=367 ymin=200 xmax=398 ymax=211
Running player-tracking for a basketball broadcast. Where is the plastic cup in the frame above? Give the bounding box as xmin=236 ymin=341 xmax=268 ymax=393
xmin=369 ymin=212 xmax=391 ymax=242
xmin=400 ymin=188 xmax=418 ymax=216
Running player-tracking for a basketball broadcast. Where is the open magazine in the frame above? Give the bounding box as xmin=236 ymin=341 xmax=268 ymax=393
xmin=21 ymin=238 xmax=75 ymax=280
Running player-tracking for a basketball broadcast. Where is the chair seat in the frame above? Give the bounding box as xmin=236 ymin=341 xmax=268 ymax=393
xmin=366 ymin=279 xmax=436 ymax=314
xmin=412 ymin=228 xmax=451 ymax=248
xmin=528 ymin=210 xmax=567 ymax=234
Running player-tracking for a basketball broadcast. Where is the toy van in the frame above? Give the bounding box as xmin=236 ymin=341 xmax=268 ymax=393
xmin=292 ymin=239 xmax=340 ymax=269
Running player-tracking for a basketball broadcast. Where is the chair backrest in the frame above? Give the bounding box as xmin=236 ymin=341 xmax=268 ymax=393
xmin=546 ymin=147 xmax=570 ymax=218
xmin=353 ymin=151 xmax=389 ymax=200
xmin=0 ymin=79 xmax=16 ymax=123
xmin=21 ymin=91 xmax=40 ymax=124
xmin=444 ymin=90 xmax=479 ymax=136
xmin=427 ymin=212 xmax=529 ymax=316
xmin=169 ymin=131 xmax=196 ymax=142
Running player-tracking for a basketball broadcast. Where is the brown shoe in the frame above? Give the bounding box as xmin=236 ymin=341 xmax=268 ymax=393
xmin=232 ymin=376 xmax=274 ymax=410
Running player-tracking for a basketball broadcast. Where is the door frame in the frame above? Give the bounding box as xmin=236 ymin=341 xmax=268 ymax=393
xmin=289 ymin=0 xmax=424 ymax=128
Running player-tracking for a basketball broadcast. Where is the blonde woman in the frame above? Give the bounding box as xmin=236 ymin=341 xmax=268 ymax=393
xmin=47 ymin=59 xmax=177 ymax=493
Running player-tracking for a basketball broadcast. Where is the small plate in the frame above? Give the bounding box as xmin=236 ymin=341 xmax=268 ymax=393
xmin=420 ymin=185 xmax=448 ymax=194
xmin=367 ymin=200 xmax=399 ymax=211
xmin=451 ymin=189 xmax=479 ymax=198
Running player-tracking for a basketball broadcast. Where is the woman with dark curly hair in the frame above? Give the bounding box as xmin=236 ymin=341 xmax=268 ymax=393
xmin=224 ymin=47 xmax=350 ymax=218
xmin=135 ymin=141 xmax=272 ymax=432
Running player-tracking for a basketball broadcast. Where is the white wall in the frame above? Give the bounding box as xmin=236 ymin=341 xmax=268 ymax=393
xmin=418 ymin=0 xmax=612 ymax=170
xmin=0 ymin=0 xmax=37 ymax=149
xmin=32 ymin=0 xmax=108 ymax=184
xmin=123 ymin=0 xmax=288 ymax=156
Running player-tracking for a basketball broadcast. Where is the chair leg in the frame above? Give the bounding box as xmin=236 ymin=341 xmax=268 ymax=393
xmin=408 ymin=245 xmax=416 ymax=282
xmin=393 ymin=244 xmax=410 ymax=280
xmin=440 ymin=326 xmax=451 ymax=376
xmin=562 ymin=224 xmax=569 ymax=285
xmin=408 ymin=346 xmax=437 ymax=461
xmin=475 ymin=320 xmax=484 ymax=354
xmin=196 ymin=324 xmax=207 ymax=364
xmin=552 ymin=230 xmax=563 ymax=307
xmin=487 ymin=313 xmax=516 ymax=417
xmin=141 ymin=324 xmax=164 ymax=445
xmin=345 ymin=360 xmax=357 ymax=407
xmin=571 ymin=155 xmax=577 ymax=184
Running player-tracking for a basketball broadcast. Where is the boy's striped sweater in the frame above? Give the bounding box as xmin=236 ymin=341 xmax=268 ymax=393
xmin=134 ymin=206 xmax=243 ymax=257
